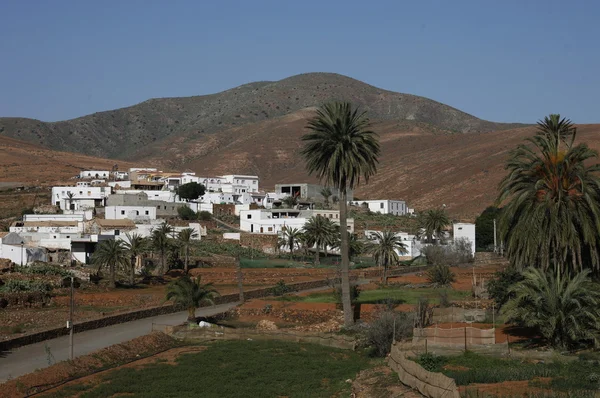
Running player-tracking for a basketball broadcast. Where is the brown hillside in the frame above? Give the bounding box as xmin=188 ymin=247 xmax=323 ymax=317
xmin=0 ymin=136 xmax=135 ymax=186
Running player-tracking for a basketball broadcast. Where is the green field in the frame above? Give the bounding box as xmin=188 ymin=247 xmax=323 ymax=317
xmin=45 ymin=340 xmax=374 ymax=398
xmin=278 ymin=287 xmax=470 ymax=305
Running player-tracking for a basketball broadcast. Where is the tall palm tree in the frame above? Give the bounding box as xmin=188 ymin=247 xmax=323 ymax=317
xmin=281 ymin=226 xmax=302 ymax=259
xmin=123 ymin=232 xmax=148 ymax=285
xmin=92 ymin=239 xmax=128 ymax=288
xmin=320 ymin=187 xmax=332 ymax=209
xmin=302 ymin=215 xmax=337 ymax=266
xmin=166 ymin=275 xmax=220 ymax=323
xmin=178 ymin=228 xmax=198 ymax=273
xmin=503 ymin=267 xmax=600 ymax=349
xmin=497 ymin=114 xmax=600 ymax=274
xmin=152 ymin=222 xmax=174 ymax=274
xmin=368 ymin=231 xmax=408 ymax=284
xmin=420 ymin=208 xmax=450 ymax=244
xmin=302 ymin=102 xmax=380 ymax=326
xmin=65 ymin=192 xmax=75 ymax=211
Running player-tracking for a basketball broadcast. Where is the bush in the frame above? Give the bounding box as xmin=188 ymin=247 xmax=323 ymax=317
xmin=427 ymin=264 xmax=456 ymax=286
xmin=421 ymin=240 xmax=474 ymax=266
xmin=366 ymin=311 xmax=414 ymax=357
xmin=269 ymin=280 xmax=292 ymax=296
xmin=177 ymin=206 xmax=197 ymax=220
xmin=198 ymin=211 xmax=212 ymax=221
xmin=487 ymin=267 xmax=524 ymax=308
xmin=16 ymin=264 xmax=72 ymax=278
xmin=414 ymin=297 xmax=433 ymax=328
xmin=1 ymin=279 xmax=52 ymax=293
xmin=417 ymin=353 xmax=445 ymax=372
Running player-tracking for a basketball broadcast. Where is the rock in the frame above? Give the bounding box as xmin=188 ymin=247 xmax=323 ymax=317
xmin=256 ymin=319 xmax=278 ymax=331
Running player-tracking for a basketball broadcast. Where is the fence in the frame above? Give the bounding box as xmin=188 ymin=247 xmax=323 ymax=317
xmin=387 ymin=342 xmax=460 ymax=398
xmin=413 ymin=326 xmax=496 ymax=347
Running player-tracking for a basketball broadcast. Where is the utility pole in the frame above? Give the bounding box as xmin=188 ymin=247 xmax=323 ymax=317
xmin=69 ymin=276 xmax=74 ymax=360
xmin=493 ymin=219 xmax=497 ymax=253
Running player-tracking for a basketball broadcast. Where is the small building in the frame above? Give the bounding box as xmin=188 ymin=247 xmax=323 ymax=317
xmin=274 ymin=183 xmax=353 ymax=201
xmin=365 ymin=230 xmax=422 ymax=258
xmin=453 ymin=223 xmax=476 ymax=255
xmin=89 ymin=219 xmax=136 ymax=236
xmin=51 ymin=186 xmax=111 ymax=211
xmin=239 ymin=209 xmax=354 ymax=235
xmin=349 ymin=200 xmax=408 ymax=216
xmin=0 ymin=232 xmax=29 ymax=265
xmin=105 ymin=205 xmax=157 ymax=221
xmin=80 ymin=170 xmax=110 ymax=179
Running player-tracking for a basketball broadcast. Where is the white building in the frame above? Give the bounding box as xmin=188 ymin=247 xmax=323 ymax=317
xmin=80 ymin=170 xmax=110 ymax=179
xmin=52 ymin=186 xmax=111 ymax=211
xmin=364 ymin=230 xmax=422 ymax=258
xmin=453 ymin=223 xmax=476 ymax=255
xmin=197 ymin=174 xmax=259 ymax=195
xmin=105 ymin=206 xmax=157 ymax=221
xmin=349 ymin=200 xmax=408 ymax=216
xmin=239 ymin=209 xmax=354 ymax=235
xmin=0 ymin=232 xmax=29 ymax=265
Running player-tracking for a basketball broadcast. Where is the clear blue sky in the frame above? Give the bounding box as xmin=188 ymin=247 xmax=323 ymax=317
xmin=1 ymin=0 xmax=598 ymax=123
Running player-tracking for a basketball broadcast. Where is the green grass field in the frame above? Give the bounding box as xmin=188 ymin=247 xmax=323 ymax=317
xmin=45 ymin=340 xmax=374 ymax=398
xmin=278 ymin=287 xmax=470 ymax=305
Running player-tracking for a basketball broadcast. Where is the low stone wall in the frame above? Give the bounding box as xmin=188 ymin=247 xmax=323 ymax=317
xmin=177 ymin=327 xmax=356 ymax=350
xmin=387 ymin=342 xmax=460 ymax=398
xmin=359 ymin=265 xmax=430 ymax=279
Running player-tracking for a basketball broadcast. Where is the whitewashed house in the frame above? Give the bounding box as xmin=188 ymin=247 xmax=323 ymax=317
xmin=239 ymin=209 xmax=354 ymax=235
xmin=453 ymin=223 xmax=476 ymax=255
xmin=0 ymin=232 xmax=29 ymax=265
xmin=198 ymin=174 xmax=259 ymax=194
xmin=80 ymin=170 xmax=110 ymax=179
xmin=105 ymin=206 xmax=157 ymax=221
xmin=52 ymin=186 xmax=111 ymax=211
xmin=364 ymin=230 xmax=422 ymax=258
xmin=349 ymin=200 xmax=408 ymax=216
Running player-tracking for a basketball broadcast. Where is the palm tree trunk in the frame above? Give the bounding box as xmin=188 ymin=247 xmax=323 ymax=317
xmin=314 ymin=245 xmax=320 ymax=266
xmin=187 ymin=306 xmax=196 ymax=323
xmin=161 ymin=249 xmax=166 ymax=274
xmin=383 ymin=262 xmax=388 ymax=285
xmin=339 ymin=190 xmax=353 ymax=326
xmin=129 ymin=255 xmax=136 ymax=286
xmin=184 ymin=246 xmax=189 ymax=273
xmin=109 ymin=262 xmax=116 ymax=288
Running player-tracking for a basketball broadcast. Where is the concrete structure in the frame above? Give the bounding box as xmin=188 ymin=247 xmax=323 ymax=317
xmin=52 ymin=186 xmax=111 ymax=211
xmin=349 ymin=200 xmax=408 ymax=216
xmin=275 ymin=183 xmax=353 ymax=201
xmin=105 ymin=206 xmax=157 ymax=221
xmin=196 ymin=174 xmax=259 ymax=195
xmin=80 ymin=170 xmax=110 ymax=179
xmin=106 ymin=192 xmax=181 ymax=218
xmin=239 ymin=209 xmax=354 ymax=235
xmin=71 ymin=235 xmax=115 ymax=264
xmin=0 ymin=232 xmax=29 ymax=265
xmin=453 ymin=223 xmax=476 ymax=255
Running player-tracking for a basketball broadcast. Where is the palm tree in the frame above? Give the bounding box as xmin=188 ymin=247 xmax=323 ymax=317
xmin=281 ymin=195 xmax=299 ymax=209
xmin=296 ymin=232 xmax=311 ymax=260
xmin=302 ymin=102 xmax=380 ymax=326
xmin=166 ymin=275 xmax=220 ymax=323
xmin=92 ymin=239 xmax=128 ymax=288
xmin=497 ymin=114 xmax=600 ymax=274
xmin=368 ymin=231 xmax=408 ymax=284
xmin=123 ymin=232 xmax=148 ymax=285
xmin=178 ymin=228 xmax=198 ymax=273
xmin=420 ymin=208 xmax=450 ymax=244
xmin=281 ymin=227 xmax=302 ymax=259
xmin=302 ymin=215 xmax=337 ymax=266
xmin=65 ymin=192 xmax=75 ymax=210
xmin=348 ymin=232 xmax=364 ymax=262
xmin=320 ymin=187 xmax=332 ymax=209
xmin=152 ymin=222 xmax=174 ymax=274
xmin=503 ymin=267 xmax=600 ymax=349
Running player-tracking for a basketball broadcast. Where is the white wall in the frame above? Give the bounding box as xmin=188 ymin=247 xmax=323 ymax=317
xmin=350 ymin=200 xmax=407 ymax=216
xmin=24 ymin=214 xmax=84 ymax=222
xmin=105 ymin=206 xmax=157 ymax=221
xmin=239 ymin=210 xmax=354 ymax=235
xmin=52 ymin=186 xmax=111 ymax=210
xmin=80 ymin=170 xmax=110 ymax=179
xmin=0 ymin=244 xmax=29 ymax=265
xmin=453 ymin=223 xmax=476 ymax=255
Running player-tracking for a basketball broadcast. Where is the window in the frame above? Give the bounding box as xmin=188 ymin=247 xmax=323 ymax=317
xmin=66 ymin=236 xmax=70 ymax=238
xmin=164 ymin=206 xmax=167 ymax=210
xmin=115 ymin=230 xmax=120 ymax=236
xmin=380 ymin=203 xmax=384 ymax=209
xmin=79 ymin=191 xmax=83 ymax=195
xmin=267 ymin=227 xmax=273 ymax=232
xmin=121 ymin=210 xmax=125 ymax=215
xmin=253 ymin=181 xmax=257 ymax=184
xmin=135 ymin=211 xmax=140 ymax=215
xmin=329 ymin=214 xmax=332 ymax=218
xmin=145 ymin=211 xmax=149 ymax=215
xmin=157 ymin=205 xmax=160 ymax=209
xmin=87 ymin=191 xmax=91 ymax=196
xmin=260 ymin=227 xmax=264 ymax=233
xmin=247 ymin=214 xmax=252 ymax=219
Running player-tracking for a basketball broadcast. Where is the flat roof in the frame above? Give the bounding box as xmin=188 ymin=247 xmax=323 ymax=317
xmin=22 ymin=221 xmax=78 ymax=227
xmin=94 ymin=219 xmax=136 ymax=228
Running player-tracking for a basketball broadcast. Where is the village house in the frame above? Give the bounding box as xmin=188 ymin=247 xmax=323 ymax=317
xmin=104 ymin=205 xmax=157 ymax=221
xmin=349 ymin=199 xmax=409 ymax=216
xmin=453 ymin=222 xmax=476 ymax=255
xmin=239 ymin=209 xmax=354 ymax=235
xmin=106 ymin=192 xmax=181 ymax=218
xmin=274 ymin=183 xmax=353 ymax=201
xmin=364 ymin=229 xmax=422 ymax=258
xmin=51 ymin=186 xmax=111 ymax=211
xmin=79 ymin=170 xmax=110 ymax=179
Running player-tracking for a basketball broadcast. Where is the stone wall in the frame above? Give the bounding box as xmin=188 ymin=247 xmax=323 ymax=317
xmin=240 ymin=233 xmax=279 ymax=254
xmin=359 ymin=265 xmax=430 ymax=279
xmin=387 ymin=342 xmax=460 ymax=398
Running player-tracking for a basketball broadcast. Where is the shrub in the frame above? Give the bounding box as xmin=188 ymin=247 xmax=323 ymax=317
xmin=269 ymin=280 xmax=292 ymax=296
xmin=177 ymin=206 xmax=197 ymax=220
xmin=487 ymin=267 xmax=524 ymax=308
xmin=414 ymin=297 xmax=433 ymax=328
xmin=427 ymin=264 xmax=456 ymax=286
xmin=417 ymin=353 xmax=445 ymax=372
xmin=421 ymin=240 xmax=474 ymax=266
xmin=1 ymin=279 xmax=52 ymax=293
xmin=16 ymin=264 xmax=72 ymax=278
xmin=366 ymin=311 xmax=414 ymax=357
xmin=198 ymin=211 xmax=212 ymax=221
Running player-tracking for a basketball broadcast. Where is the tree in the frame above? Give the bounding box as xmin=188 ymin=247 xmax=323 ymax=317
xmin=420 ymin=208 xmax=450 ymax=244
xmin=302 ymin=215 xmax=337 ymax=266
xmin=178 ymin=228 xmax=198 ymax=273
xmin=302 ymin=102 xmax=380 ymax=326
xmin=348 ymin=233 xmax=364 ymax=262
xmin=320 ymin=187 xmax=332 ymax=208
xmin=368 ymin=231 xmax=407 ymax=284
xmin=475 ymin=206 xmax=501 ymax=251
xmin=151 ymin=222 xmax=174 ymax=274
xmin=503 ymin=267 xmax=600 ymax=349
xmin=92 ymin=239 xmax=128 ymax=288
xmin=281 ymin=227 xmax=302 ymax=259
xmin=66 ymin=192 xmax=75 ymax=210
xmin=123 ymin=233 xmax=148 ymax=285
xmin=497 ymin=114 xmax=600 ymax=273
xmin=177 ymin=182 xmax=206 ymax=201
xmin=165 ymin=275 xmax=219 ymax=323
xmin=177 ymin=206 xmax=197 ymax=220
xmin=281 ymin=195 xmax=299 ymax=209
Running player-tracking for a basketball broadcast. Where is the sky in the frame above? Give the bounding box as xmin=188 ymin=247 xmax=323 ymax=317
xmin=0 ymin=0 xmax=599 ymax=124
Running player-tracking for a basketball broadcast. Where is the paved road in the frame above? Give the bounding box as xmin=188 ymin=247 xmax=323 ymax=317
xmin=0 ymin=303 xmax=237 ymax=383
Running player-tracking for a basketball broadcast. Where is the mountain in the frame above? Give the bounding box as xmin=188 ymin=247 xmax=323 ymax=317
xmin=0 ymin=73 xmax=525 ymax=161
